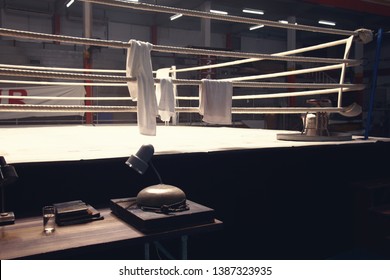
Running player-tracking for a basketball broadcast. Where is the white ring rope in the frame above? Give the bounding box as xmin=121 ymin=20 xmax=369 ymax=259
xmin=220 ymin=64 xmax=346 ymax=82
xmin=0 ymin=9 xmax=366 ymax=117
xmin=232 ymin=87 xmax=360 ymax=100
xmin=0 ymin=95 xmax=133 ymax=101
xmin=0 ymin=63 xmax=162 ymax=75
xmin=0 ymin=84 xmax=363 ymax=101
xmin=80 ymin=0 xmax=358 ymax=37
xmin=0 ymin=103 xmax=351 ymax=115
xmin=0 ymin=104 xmax=136 ymax=112
xmin=0 ymin=63 xmax=126 ymax=74
xmin=0 ymin=67 xmax=134 ymax=82
xmin=172 ymin=38 xmax=352 ymax=74
xmin=0 ymin=36 xmax=354 ymax=76
xmin=0 ymin=67 xmax=363 ymax=90
xmin=175 ymin=86 xmax=362 ymax=101
xmin=0 ymin=32 xmax=353 ymax=78
xmin=0 ymin=72 xmax=363 ymax=93
xmin=0 ymin=28 xmax=360 ymax=66
xmin=0 ymin=80 xmax=125 ymax=86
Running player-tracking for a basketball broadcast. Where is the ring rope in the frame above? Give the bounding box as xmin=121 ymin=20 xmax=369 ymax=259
xmin=0 ymin=34 xmax=351 ymax=77
xmin=0 ymin=67 xmax=134 ymax=82
xmin=0 ymin=103 xmax=349 ymax=114
xmin=170 ymin=80 xmax=364 ymax=89
xmin=0 ymin=65 xmax=355 ymax=85
xmin=0 ymin=63 xmax=126 ymax=74
xmin=176 ymin=87 xmax=361 ymax=101
xmin=232 ymin=87 xmax=359 ymax=100
xmin=220 ymin=64 xmax=346 ymax=82
xmin=0 ymin=104 xmax=136 ymax=112
xmin=0 ymin=72 xmax=363 ymax=91
xmin=0 ymin=28 xmax=360 ymax=65
xmin=0 ymin=83 xmax=362 ymax=101
xmin=0 ymin=35 xmax=348 ymax=75
xmin=172 ymin=37 xmax=352 ymax=73
xmin=0 ymin=95 xmax=134 ymax=101
xmin=0 ymin=4 xmax=366 ymax=119
xmin=0 ymin=80 xmax=125 ymax=86
xmin=80 ymin=0 xmax=357 ymax=37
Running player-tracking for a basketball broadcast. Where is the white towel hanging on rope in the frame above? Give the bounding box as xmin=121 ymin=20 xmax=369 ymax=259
xmin=199 ymin=79 xmax=233 ymax=125
xmin=126 ymin=39 xmax=158 ymax=136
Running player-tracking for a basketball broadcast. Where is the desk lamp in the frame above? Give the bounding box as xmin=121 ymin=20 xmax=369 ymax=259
xmin=125 ymin=144 xmax=189 ymax=213
xmin=0 ymin=156 xmax=18 ymax=226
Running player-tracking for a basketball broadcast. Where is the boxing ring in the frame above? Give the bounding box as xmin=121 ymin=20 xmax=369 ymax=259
xmin=0 ymin=0 xmax=386 ymax=163
xmin=1 ymin=0 xmax=390 ymax=260
xmin=1 ymin=124 xmax=388 ymax=164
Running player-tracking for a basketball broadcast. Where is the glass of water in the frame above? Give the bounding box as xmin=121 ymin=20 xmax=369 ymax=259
xmin=42 ymin=206 xmax=56 ymax=234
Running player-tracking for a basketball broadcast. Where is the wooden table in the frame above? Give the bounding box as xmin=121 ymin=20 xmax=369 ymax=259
xmin=0 ymin=208 xmax=223 ymax=260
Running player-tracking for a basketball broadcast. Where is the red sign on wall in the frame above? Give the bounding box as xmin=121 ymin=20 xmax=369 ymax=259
xmin=0 ymin=89 xmax=27 ymax=104
xmin=0 ymin=85 xmax=86 ymax=119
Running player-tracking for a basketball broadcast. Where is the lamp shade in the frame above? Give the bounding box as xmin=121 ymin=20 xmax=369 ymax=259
xmin=0 ymin=156 xmax=18 ymax=186
xmin=125 ymin=144 xmax=154 ymax=174
xmin=0 ymin=165 xmax=18 ymax=185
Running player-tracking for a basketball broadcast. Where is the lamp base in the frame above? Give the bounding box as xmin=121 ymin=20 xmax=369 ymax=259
xmin=0 ymin=211 xmax=15 ymax=226
xmin=110 ymin=197 xmax=215 ymax=232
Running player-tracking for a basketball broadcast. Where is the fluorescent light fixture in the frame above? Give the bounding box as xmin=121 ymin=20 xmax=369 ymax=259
xmin=66 ymin=0 xmax=74 ymax=8
xmin=318 ymin=20 xmax=336 ymax=26
xmin=170 ymin=14 xmax=183 ymax=21
xmin=243 ymin=8 xmax=264 ymax=15
xmin=249 ymin=24 xmax=264 ymax=31
xmin=210 ymin=9 xmax=228 ymax=15
xmin=279 ymin=20 xmax=298 ymax=25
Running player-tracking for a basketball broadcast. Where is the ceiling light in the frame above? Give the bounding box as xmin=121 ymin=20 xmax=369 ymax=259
xmin=249 ymin=24 xmax=264 ymax=31
xmin=65 ymin=0 xmax=74 ymax=8
xmin=318 ymin=20 xmax=336 ymax=26
xmin=278 ymin=20 xmax=288 ymax=24
xmin=170 ymin=14 xmax=183 ymax=21
xmin=243 ymin=8 xmax=264 ymax=15
xmin=210 ymin=9 xmax=228 ymax=15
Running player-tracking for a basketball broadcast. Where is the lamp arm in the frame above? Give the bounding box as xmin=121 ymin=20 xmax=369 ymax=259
xmin=0 ymin=168 xmax=4 ymax=213
xmin=1 ymin=184 xmax=4 ymax=213
xmin=149 ymin=161 xmax=163 ymax=185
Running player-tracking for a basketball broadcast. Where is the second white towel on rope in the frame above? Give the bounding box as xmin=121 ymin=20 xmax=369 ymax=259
xmin=156 ymin=78 xmax=175 ymax=123
xmin=199 ymin=79 xmax=233 ymax=125
xmin=126 ymin=39 xmax=158 ymax=136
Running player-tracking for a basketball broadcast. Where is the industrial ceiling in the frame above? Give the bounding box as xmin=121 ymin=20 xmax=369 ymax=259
xmin=2 ymin=0 xmax=389 ymax=35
